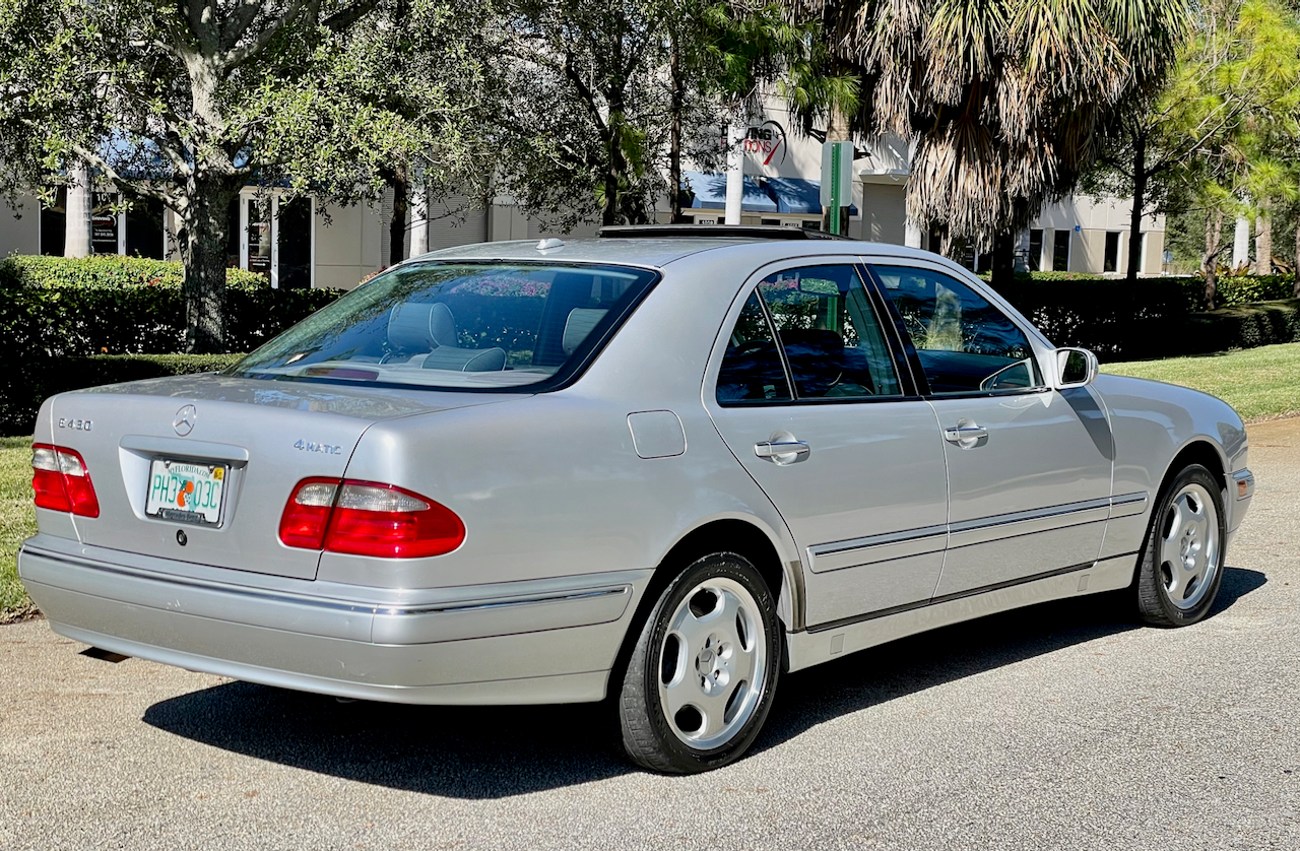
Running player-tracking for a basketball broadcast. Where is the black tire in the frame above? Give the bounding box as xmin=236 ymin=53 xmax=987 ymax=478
xmin=617 ymin=552 xmax=781 ymax=773
xmin=1136 ymin=464 xmax=1227 ymax=626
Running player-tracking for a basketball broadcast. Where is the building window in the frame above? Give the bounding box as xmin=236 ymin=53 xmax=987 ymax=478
xmin=1028 ymin=229 xmax=1043 ymax=272
xmin=225 ymin=191 xmax=314 ymax=288
xmin=40 ymin=187 xmax=67 ymax=256
xmin=124 ymin=197 xmax=165 ymax=259
xmin=1052 ymin=230 xmax=1071 ymax=271
xmin=1104 ymin=231 xmax=1120 ymax=273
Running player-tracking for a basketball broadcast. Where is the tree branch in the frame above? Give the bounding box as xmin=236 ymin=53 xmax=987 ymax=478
xmin=221 ymin=0 xmax=318 ymax=70
xmin=63 ymin=135 xmax=182 ymax=210
xmin=562 ymin=53 xmax=611 ymax=144
xmin=322 ymin=0 xmax=382 ymax=33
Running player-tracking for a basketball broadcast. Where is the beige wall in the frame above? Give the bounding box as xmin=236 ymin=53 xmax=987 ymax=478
xmin=1074 ymin=230 xmax=1103 ymax=274
xmin=0 ymin=196 xmax=41 ymax=257
xmin=424 ymin=195 xmax=487 ymax=252
xmin=861 ymin=182 xmax=906 ymax=245
xmin=314 ymin=201 xmax=382 ymax=290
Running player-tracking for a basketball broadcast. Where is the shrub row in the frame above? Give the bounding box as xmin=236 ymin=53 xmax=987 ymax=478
xmin=0 ymin=256 xmax=341 ymax=358
xmin=0 ymin=254 xmax=268 ymax=289
xmin=1174 ymin=299 xmax=1300 ymax=357
xmin=1 ymin=354 xmax=241 ymax=436
xmin=0 ymin=255 xmax=344 ymax=434
xmin=987 ymin=276 xmax=1296 ymax=356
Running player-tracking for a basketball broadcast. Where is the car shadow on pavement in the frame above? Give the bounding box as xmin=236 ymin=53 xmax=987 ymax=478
xmin=141 ymin=565 xmax=1266 ymax=798
xmin=754 ymin=564 xmax=1267 ymax=756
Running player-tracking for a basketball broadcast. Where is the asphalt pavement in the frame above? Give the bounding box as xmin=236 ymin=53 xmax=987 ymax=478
xmin=2 ymin=418 xmax=1298 ymax=851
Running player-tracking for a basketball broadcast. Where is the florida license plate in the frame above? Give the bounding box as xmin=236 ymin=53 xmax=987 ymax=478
xmin=145 ymin=459 xmax=227 ymax=525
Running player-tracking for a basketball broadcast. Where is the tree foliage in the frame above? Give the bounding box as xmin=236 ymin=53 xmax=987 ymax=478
xmin=1103 ymin=0 xmax=1300 ymax=299
xmin=0 ymin=0 xmax=480 ymax=351
xmin=794 ymin=0 xmax=1191 ymax=271
xmin=483 ymin=0 xmax=842 ymax=229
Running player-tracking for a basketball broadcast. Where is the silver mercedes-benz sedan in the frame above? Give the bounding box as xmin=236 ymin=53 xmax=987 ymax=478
xmin=20 ymin=227 xmax=1254 ymax=772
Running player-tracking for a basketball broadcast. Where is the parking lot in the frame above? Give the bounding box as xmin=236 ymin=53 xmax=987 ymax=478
xmin=2 ymin=417 xmax=1297 ymax=851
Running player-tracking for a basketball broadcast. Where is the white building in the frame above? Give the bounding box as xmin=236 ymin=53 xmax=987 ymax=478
xmin=0 ymin=111 xmax=1165 ymax=287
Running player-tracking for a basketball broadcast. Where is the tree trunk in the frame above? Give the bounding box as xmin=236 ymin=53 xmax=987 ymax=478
xmin=1203 ymin=208 xmax=1224 ymax=310
xmin=1255 ymin=206 xmax=1272 ymax=275
xmin=1125 ymin=131 xmax=1147 ymax=283
xmin=668 ymin=38 xmax=686 ymax=223
xmin=64 ymin=159 xmax=94 ymax=258
xmin=989 ymin=230 xmax=1016 ymax=286
xmin=1294 ymin=220 xmax=1300 ymax=298
xmin=384 ymin=163 xmax=410 ymax=266
xmin=603 ymin=109 xmax=628 ymax=226
xmin=177 ymin=182 xmax=236 ymax=353
xmin=409 ymin=167 xmax=428 ymax=257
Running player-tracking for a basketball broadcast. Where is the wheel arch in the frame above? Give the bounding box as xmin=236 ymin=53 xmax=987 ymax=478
xmin=1164 ymin=438 xmax=1229 ymax=502
xmin=1131 ymin=437 xmax=1230 ymax=589
xmin=607 ymin=517 xmax=801 ymax=697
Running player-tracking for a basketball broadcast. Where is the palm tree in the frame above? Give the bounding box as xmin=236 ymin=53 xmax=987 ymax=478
xmin=794 ymin=0 xmax=1190 ymax=280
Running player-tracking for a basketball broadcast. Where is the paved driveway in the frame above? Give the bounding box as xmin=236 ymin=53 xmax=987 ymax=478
xmin=3 ymin=419 xmax=1298 ymax=851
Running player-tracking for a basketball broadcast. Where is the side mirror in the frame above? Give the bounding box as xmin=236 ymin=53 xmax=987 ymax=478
xmin=1055 ymin=347 xmax=1098 ymax=389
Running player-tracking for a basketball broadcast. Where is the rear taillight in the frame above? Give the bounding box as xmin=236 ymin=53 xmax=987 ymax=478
xmin=279 ymin=478 xmax=465 ymax=558
xmin=32 ymin=444 xmax=100 ymax=518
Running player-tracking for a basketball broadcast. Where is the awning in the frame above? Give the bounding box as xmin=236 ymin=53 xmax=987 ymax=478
xmin=767 ymin=177 xmax=858 ymax=216
xmin=682 ymin=172 xmax=857 ymax=216
xmin=683 ymin=170 xmax=778 ymax=213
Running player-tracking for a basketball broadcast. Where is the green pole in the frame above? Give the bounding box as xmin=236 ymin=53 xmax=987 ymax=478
xmin=829 ymin=143 xmax=842 ymax=236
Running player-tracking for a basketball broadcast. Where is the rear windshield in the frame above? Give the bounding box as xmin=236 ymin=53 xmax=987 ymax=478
xmin=232 ymin=261 xmax=658 ymax=390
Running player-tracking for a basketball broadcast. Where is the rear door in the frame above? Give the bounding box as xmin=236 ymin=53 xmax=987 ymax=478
xmin=705 ymin=260 xmax=949 ymax=627
xmin=864 ymin=261 xmax=1113 ymax=598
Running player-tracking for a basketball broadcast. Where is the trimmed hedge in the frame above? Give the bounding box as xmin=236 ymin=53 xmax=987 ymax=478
xmin=986 ymin=275 xmax=1297 ymax=356
xmin=0 ymin=255 xmax=340 ymax=357
xmin=1 ymin=354 xmax=242 ymax=437
xmin=1175 ymin=299 xmax=1300 ymax=357
xmin=0 ymin=254 xmax=345 ymax=435
xmin=0 ymin=254 xmax=268 ymax=289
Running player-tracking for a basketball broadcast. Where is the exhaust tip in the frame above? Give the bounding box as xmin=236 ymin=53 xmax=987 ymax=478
xmin=80 ymin=646 xmax=130 ymax=664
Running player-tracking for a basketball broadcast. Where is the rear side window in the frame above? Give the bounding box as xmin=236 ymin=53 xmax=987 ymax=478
xmin=869 ymin=265 xmax=1043 ymax=395
xmin=716 ymin=264 xmax=901 ymax=404
xmin=232 ymin=262 xmax=657 ymax=391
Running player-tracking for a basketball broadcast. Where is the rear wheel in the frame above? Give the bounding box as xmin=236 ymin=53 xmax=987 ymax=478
xmin=617 ymin=553 xmax=781 ymax=773
xmin=1136 ymin=465 xmax=1226 ymax=626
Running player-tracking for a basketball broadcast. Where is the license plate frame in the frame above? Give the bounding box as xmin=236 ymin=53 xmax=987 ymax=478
xmin=145 ymin=458 xmax=228 ymax=526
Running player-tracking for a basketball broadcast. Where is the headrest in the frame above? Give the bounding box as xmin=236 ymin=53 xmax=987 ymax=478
xmin=781 ymin=328 xmax=845 ymax=356
xmin=562 ymin=308 xmax=608 ymax=356
xmin=387 ymin=302 xmax=457 ymax=351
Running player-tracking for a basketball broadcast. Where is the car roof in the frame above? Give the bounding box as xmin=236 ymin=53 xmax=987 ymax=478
xmin=407 ymin=236 xmax=947 ymax=271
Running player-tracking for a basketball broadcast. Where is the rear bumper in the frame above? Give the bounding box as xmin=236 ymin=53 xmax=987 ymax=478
xmin=18 ymin=536 xmax=649 ymax=705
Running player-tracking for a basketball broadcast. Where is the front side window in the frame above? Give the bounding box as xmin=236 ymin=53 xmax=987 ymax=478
xmin=232 ymin=262 xmax=657 ymax=391
xmin=869 ymin=265 xmax=1043 ymax=395
xmin=716 ymin=264 xmax=901 ymax=404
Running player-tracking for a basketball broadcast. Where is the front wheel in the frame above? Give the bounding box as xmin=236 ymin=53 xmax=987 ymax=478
xmin=1136 ymin=464 xmax=1227 ymax=626
xmin=617 ymin=553 xmax=781 ymax=773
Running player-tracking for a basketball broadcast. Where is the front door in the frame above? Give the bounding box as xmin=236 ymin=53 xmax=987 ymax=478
xmin=866 ymin=261 xmax=1113 ymax=599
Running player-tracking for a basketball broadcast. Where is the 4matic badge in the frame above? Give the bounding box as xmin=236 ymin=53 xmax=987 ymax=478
xmin=294 ymin=439 xmax=343 ymax=455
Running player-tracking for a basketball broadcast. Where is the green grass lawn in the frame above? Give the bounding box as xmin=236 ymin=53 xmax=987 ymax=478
xmin=1 ymin=437 xmax=38 ymax=621
xmin=1103 ymin=342 xmax=1300 ymax=423
xmin=2 ymin=343 xmax=1298 ymax=620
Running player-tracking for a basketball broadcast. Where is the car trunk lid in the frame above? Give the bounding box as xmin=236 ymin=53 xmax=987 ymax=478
xmin=42 ymin=373 xmax=516 ymax=580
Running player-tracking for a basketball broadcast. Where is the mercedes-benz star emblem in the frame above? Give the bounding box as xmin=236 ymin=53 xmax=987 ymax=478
xmin=173 ymin=404 xmax=197 ymax=437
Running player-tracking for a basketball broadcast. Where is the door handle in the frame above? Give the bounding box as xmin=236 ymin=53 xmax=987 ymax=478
xmin=943 ymin=421 xmax=988 ymax=449
xmin=754 ymin=440 xmax=811 ymax=465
